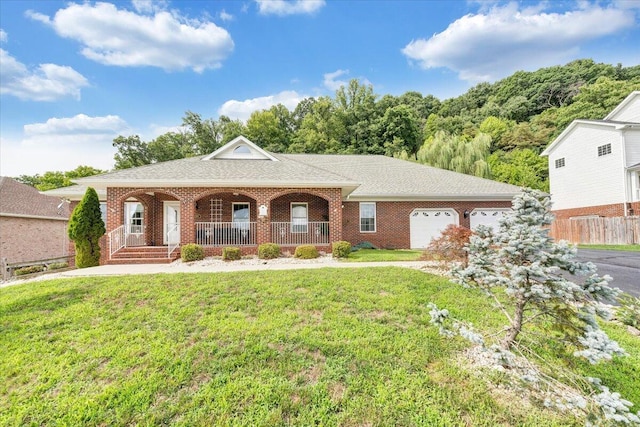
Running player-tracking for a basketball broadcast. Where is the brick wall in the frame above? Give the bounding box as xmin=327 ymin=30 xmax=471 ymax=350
xmin=105 ymin=187 xmax=343 ymax=255
xmin=552 ymin=202 xmax=640 ymax=219
xmin=0 ymin=216 xmax=69 ymax=264
xmin=342 ymin=200 xmax=513 ymax=249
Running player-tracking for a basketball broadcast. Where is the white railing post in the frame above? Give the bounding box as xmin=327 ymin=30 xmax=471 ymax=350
xmin=107 ymin=225 xmax=126 ymax=259
xmin=195 ymin=222 xmax=256 ymax=246
xmin=270 ymin=221 xmax=329 ymax=246
xmin=167 ymin=223 xmax=179 ymax=258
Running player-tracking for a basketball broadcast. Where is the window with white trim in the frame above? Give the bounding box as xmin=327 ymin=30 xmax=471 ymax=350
xmin=555 ymin=157 xmax=565 ymax=168
xmin=232 ymin=203 xmax=250 ymax=230
xmin=597 ymin=143 xmax=612 ymax=157
xmin=291 ymin=203 xmax=308 ymax=233
xmin=360 ymin=202 xmax=376 ymax=232
xmin=124 ymin=202 xmax=143 ymax=234
xmin=99 ymin=202 xmax=107 ymax=225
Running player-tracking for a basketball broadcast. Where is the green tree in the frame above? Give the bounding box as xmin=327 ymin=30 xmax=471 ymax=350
xmin=113 ymin=135 xmax=151 ymax=169
xmin=68 ymin=187 xmax=105 ymax=268
xmin=379 ymin=104 xmax=422 ymax=156
xmin=16 ymin=165 xmax=106 ymax=191
xmin=417 ymin=131 xmax=491 ymax=178
xmin=488 ymin=149 xmax=549 ymax=191
xmin=246 ymin=108 xmax=291 ymax=152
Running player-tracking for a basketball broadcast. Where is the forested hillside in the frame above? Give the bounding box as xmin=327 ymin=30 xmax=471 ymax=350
xmin=20 ymin=60 xmax=640 ymax=191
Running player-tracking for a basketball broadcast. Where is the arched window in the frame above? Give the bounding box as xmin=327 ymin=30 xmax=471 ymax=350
xmin=233 ymin=145 xmax=251 ymax=155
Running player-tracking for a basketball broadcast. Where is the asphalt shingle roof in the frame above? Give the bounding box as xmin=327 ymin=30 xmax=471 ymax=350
xmin=280 ymin=154 xmax=520 ymax=198
xmin=73 ymin=150 xmax=520 ymax=200
xmin=0 ymin=177 xmax=70 ymax=218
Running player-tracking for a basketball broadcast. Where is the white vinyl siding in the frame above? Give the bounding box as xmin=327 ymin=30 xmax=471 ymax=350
xmin=547 ymin=124 xmax=625 ymax=210
xmin=359 ymin=202 xmax=376 ymax=232
xmin=625 ymin=130 xmax=640 ymax=167
xmin=608 ymin=96 xmax=640 ymax=122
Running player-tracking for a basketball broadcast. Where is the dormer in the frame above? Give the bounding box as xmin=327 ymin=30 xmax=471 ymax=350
xmin=202 ymin=136 xmax=279 ymax=161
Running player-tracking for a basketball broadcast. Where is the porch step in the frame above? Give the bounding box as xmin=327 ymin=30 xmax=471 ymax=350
xmin=108 ymin=246 xmax=180 ymax=265
xmin=108 ymin=257 xmax=175 ymax=265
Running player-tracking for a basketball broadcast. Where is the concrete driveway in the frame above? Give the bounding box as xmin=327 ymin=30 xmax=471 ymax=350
xmin=577 ymin=249 xmax=640 ymax=297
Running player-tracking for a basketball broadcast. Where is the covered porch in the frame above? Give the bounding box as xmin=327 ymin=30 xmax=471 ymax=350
xmin=106 ymin=188 xmax=339 ymax=262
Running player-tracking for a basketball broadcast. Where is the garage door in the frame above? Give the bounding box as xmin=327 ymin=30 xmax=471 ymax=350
xmin=410 ymin=209 xmax=458 ymax=249
xmin=469 ymin=209 xmax=510 ymax=232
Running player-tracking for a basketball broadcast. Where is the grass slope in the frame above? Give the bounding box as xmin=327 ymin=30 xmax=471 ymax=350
xmin=345 ymin=249 xmax=422 ymax=262
xmin=1 ymin=268 xmax=638 ymax=426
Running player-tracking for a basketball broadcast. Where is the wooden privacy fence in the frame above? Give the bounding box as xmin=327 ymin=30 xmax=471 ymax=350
xmin=550 ymin=216 xmax=640 ymax=245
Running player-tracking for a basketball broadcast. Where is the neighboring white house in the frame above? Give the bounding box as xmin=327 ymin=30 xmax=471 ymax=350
xmin=541 ymin=91 xmax=640 ymax=219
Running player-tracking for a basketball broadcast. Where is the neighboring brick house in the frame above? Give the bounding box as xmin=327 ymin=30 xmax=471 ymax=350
xmin=541 ymin=91 xmax=640 ymax=219
xmin=0 ymin=177 xmax=70 ymax=265
xmin=46 ymin=136 xmax=520 ymax=264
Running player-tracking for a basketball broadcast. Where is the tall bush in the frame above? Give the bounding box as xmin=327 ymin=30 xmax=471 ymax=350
xmin=67 ymin=187 xmax=105 ymax=268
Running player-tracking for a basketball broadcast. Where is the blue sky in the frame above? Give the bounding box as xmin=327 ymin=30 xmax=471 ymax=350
xmin=1 ymin=0 xmax=639 ymax=177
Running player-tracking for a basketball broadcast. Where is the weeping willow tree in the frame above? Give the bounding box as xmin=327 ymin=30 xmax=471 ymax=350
xmin=416 ymin=130 xmax=491 ymax=178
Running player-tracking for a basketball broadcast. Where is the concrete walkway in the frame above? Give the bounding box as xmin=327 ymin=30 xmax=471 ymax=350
xmin=1 ymin=258 xmax=445 ymax=288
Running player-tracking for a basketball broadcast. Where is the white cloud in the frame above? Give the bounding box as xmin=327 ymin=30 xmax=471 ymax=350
xmin=24 ymin=114 xmax=129 ymax=136
xmin=323 ymin=69 xmax=349 ymax=91
xmin=0 ymin=48 xmax=88 ymax=101
xmin=27 ymin=2 xmax=234 ymax=72
xmin=1 ymin=114 xmax=130 ymax=176
xmin=218 ymin=90 xmax=306 ymax=121
xmin=0 ymin=29 xmax=7 ymax=43
xmin=219 ymin=9 xmax=234 ymax=21
xmin=131 ymin=0 xmax=169 ymax=14
xmin=255 ymin=0 xmax=325 ymax=16
xmin=401 ymin=2 xmax=636 ymax=82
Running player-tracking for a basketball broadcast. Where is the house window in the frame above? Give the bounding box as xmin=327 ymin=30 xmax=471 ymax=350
xmin=597 ymin=143 xmax=612 ymax=157
xmin=360 ymin=202 xmax=376 ymax=233
xmin=210 ymin=199 xmax=222 ymax=222
xmin=232 ymin=203 xmax=250 ymax=230
xmin=555 ymin=158 xmax=565 ymax=168
xmin=99 ymin=202 xmax=107 ymax=225
xmin=124 ymin=202 xmax=143 ymax=234
xmin=291 ymin=203 xmax=308 ymax=233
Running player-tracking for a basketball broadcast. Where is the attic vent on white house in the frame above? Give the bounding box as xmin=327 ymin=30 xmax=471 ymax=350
xmin=555 ymin=158 xmax=565 ymax=168
xmin=233 ymin=145 xmax=251 ymax=155
xmin=597 ymin=143 xmax=612 ymax=157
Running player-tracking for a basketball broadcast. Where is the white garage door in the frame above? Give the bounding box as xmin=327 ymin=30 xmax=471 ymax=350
xmin=469 ymin=209 xmax=511 ymax=232
xmin=410 ymin=209 xmax=458 ymax=249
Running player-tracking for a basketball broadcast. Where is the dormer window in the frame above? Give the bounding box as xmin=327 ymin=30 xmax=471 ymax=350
xmin=233 ymin=145 xmax=251 ymax=155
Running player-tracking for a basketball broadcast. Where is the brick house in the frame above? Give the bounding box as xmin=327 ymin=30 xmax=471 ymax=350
xmin=541 ymin=91 xmax=640 ymax=219
xmin=0 ymin=177 xmax=70 ymax=265
xmin=48 ymin=136 xmax=520 ymax=264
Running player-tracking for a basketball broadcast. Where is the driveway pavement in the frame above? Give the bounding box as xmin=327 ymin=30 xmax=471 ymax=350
xmin=577 ymin=249 xmax=640 ymax=297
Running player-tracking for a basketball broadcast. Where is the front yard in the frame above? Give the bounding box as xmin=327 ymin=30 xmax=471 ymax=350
xmin=1 ymin=268 xmax=638 ymax=426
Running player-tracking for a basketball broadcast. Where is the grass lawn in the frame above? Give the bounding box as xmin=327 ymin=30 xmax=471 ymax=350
xmin=2 ymin=268 xmax=639 ymax=426
xmin=345 ymin=248 xmax=422 ymax=262
xmin=578 ymin=244 xmax=640 ymax=252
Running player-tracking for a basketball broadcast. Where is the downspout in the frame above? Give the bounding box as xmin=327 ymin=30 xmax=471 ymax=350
xmin=620 ymin=129 xmax=629 ymax=217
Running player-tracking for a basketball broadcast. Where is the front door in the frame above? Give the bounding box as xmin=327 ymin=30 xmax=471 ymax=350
xmin=164 ymin=201 xmax=180 ymax=245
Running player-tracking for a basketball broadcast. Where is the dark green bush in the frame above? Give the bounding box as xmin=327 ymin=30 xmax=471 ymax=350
xmin=258 ymin=243 xmax=280 ymax=259
xmin=352 ymin=241 xmax=377 ymax=251
xmin=332 ymin=241 xmax=351 ymax=258
xmin=14 ymin=265 xmax=45 ymax=276
xmin=67 ymin=187 xmax=105 ymax=268
xmin=222 ymin=247 xmax=241 ymax=261
xmin=294 ymin=245 xmax=319 ymax=259
xmin=181 ymin=244 xmax=205 ymax=262
xmin=48 ymin=262 xmax=69 ymax=270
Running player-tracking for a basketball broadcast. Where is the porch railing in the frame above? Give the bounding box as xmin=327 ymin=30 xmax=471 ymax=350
xmin=271 ymin=221 xmax=329 ymax=246
xmin=195 ymin=222 xmax=257 ymax=246
xmin=108 ymin=225 xmax=126 ymax=258
xmin=167 ymin=223 xmax=179 ymax=258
